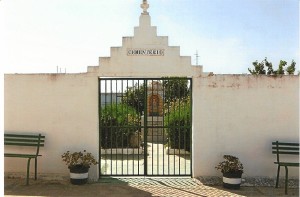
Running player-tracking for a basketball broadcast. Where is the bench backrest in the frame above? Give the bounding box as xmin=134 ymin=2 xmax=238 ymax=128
xmin=272 ymin=141 xmax=299 ymax=162
xmin=4 ymin=133 xmax=45 ymax=156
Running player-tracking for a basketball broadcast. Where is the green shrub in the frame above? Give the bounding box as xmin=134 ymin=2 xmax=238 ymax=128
xmin=100 ymin=103 xmax=140 ymax=148
xmin=162 ymin=77 xmax=190 ymax=102
xmin=164 ymin=97 xmax=191 ymax=151
xmin=121 ymin=83 xmax=145 ymax=116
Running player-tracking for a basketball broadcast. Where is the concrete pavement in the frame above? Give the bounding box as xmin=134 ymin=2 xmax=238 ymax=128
xmin=4 ymin=177 xmax=299 ymax=197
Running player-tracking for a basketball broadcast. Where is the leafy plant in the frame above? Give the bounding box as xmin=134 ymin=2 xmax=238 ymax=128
xmin=122 ymin=83 xmax=145 ymax=115
xmin=215 ymin=155 xmax=244 ymax=174
xmin=286 ymin=60 xmax=296 ymax=75
xmin=164 ymin=96 xmax=191 ymax=151
xmin=162 ymin=77 xmax=190 ymax=102
xmin=265 ymin=58 xmax=274 ymax=75
xmin=100 ymin=103 xmax=140 ymax=148
xmin=248 ymin=58 xmax=296 ymax=75
xmin=122 ymin=78 xmax=190 ymax=115
xmin=276 ymin=60 xmax=286 ymax=75
xmin=248 ymin=59 xmax=266 ymax=75
xmin=61 ymin=150 xmax=98 ymax=168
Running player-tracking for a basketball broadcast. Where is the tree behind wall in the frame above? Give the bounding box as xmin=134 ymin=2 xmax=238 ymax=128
xmin=248 ymin=58 xmax=296 ymax=75
xmin=162 ymin=77 xmax=190 ymax=102
xmin=122 ymin=78 xmax=190 ymax=115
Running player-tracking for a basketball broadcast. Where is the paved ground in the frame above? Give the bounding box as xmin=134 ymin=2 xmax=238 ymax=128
xmin=101 ymin=143 xmax=190 ymax=176
xmin=4 ymin=177 xmax=299 ymax=197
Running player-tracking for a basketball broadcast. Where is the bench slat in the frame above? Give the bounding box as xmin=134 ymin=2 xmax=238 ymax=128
xmin=4 ymin=153 xmax=42 ymax=158
xmin=274 ymin=162 xmax=300 ymax=167
xmin=272 ymin=142 xmax=299 ymax=146
xmin=272 ymin=147 xmax=299 ymax=151
xmin=4 ymin=134 xmax=45 ymax=138
xmin=272 ymin=151 xmax=299 ymax=155
xmin=5 ymin=138 xmax=45 ymax=143
xmin=4 ymin=133 xmax=45 ymax=147
xmin=4 ymin=142 xmax=45 ymax=147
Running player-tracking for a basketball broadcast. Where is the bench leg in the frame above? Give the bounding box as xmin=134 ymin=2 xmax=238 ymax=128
xmin=35 ymin=158 xmax=37 ymax=180
xmin=284 ymin=166 xmax=288 ymax=195
xmin=275 ymin=165 xmax=280 ymax=188
xmin=26 ymin=158 xmax=32 ymax=186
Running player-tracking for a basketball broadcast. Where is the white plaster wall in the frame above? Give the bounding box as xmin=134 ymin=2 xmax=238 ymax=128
xmin=96 ymin=14 xmax=203 ymax=77
xmin=192 ymin=75 xmax=299 ymax=178
xmin=4 ymin=73 xmax=99 ymax=180
xmin=5 ymin=73 xmax=299 ymax=180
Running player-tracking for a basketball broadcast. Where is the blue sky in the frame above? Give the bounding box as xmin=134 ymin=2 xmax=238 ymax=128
xmin=0 ymin=0 xmax=298 ymax=74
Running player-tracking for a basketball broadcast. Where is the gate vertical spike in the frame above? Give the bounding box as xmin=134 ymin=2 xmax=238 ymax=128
xmin=115 ymin=80 xmax=118 ymax=174
xmin=178 ymin=79 xmax=181 ymax=175
xmin=132 ymin=79 xmax=135 ymax=175
xmin=98 ymin=78 xmax=101 ymax=178
xmin=173 ymin=83 xmax=176 ymax=175
xmin=121 ymin=80 xmax=124 ymax=175
xmin=162 ymin=79 xmax=165 ymax=175
xmin=143 ymin=79 xmax=148 ymax=176
xmin=110 ymin=79 xmax=113 ymax=174
xmin=167 ymin=78 xmax=170 ymax=175
xmin=137 ymin=80 xmax=140 ymax=175
xmin=190 ymin=78 xmax=193 ymax=176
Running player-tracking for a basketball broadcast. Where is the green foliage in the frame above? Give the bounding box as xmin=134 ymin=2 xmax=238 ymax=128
xmin=61 ymin=150 xmax=98 ymax=168
xmin=248 ymin=58 xmax=296 ymax=75
xmin=163 ymin=78 xmax=191 ymax=151
xmin=286 ymin=60 xmax=296 ymax=75
xmin=162 ymin=77 xmax=190 ymax=102
xmin=122 ymin=78 xmax=190 ymax=115
xmin=122 ymin=83 xmax=145 ymax=115
xmin=265 ymin=58 xmax=274 ymax=75
xmin=276 ymin=60 xmax=287 ymax=75
xmin=248 ymin=59 xmax=266 ymax=75
xmin=100 ymin=103 xmax=140 ymax=148
xmin=164 ymin=96 xmax=191 ymax=151
xmin=102 ymin=79 xmax=191 ymax=151
xmin=215 ymin=155 xmax=244 ymax=174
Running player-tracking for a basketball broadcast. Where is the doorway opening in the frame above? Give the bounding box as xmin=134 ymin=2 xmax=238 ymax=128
xmin=99 ymin=78 xmax=192 ymax=177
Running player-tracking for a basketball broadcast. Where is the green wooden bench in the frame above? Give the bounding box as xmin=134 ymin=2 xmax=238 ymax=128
xmin=272 ymin=141 xmax=299 ymax=195
xmin=4 ymin=133 xmax=45 ymax=185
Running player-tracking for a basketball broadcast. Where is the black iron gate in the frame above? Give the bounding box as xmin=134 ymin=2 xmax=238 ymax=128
xmin=99 ymin=78 xmax=192 ymax=176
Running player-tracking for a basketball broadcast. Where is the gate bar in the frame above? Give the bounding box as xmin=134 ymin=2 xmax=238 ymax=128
xmin=143 ymin=80 xmax=148 ymax=176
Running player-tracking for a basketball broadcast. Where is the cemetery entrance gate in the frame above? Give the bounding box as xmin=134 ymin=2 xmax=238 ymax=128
xmin=99 ymin=78 xmax=192 ymax=177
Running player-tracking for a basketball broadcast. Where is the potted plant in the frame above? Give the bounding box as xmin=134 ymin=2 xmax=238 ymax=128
xmin=61 ymin=150 xmax=98 ymax=185
xmin=215 ymin=155 xmax=244 ymax=189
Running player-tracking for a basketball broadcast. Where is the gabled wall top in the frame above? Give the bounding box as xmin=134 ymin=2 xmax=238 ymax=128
xmin=89 ymin=0 xmax=203 ymax=77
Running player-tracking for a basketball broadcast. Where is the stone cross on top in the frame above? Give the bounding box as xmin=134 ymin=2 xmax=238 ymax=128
xmin=141 ymin=0 xmax=149 ymax=14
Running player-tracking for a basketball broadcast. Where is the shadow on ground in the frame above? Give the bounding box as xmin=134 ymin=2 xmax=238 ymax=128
xmin=5 ymin=177 xmax=151 ymax=197
xmin=4 ymin=177 xmax=300 ymax=197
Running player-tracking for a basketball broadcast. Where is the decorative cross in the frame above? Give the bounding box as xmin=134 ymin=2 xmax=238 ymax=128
xmin=141 ymin=0 xmax=149 ymax=14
